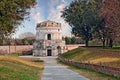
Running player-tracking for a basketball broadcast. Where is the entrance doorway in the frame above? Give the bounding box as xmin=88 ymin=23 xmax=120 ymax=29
xmin=47 ymin=49 xmax=52 ymax=56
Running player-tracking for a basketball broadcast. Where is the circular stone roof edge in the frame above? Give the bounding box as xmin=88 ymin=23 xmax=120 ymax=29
xmin=37 ymin=20 xmax=61 ymax=28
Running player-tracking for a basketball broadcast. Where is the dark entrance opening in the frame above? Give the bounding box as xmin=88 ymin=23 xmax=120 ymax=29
xmin=47 ymin=49 xmax=52 ymax=56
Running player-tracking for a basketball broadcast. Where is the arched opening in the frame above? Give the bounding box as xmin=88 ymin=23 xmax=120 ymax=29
xmin=47 ymin=34 xmax=51 ymax=40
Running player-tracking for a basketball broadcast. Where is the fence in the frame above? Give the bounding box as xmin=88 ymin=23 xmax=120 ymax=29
xmin=58 ymin=54 xmax=120 ymax=77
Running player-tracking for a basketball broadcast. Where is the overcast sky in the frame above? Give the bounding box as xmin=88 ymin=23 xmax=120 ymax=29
xmin=13 ymin=0 xmax=73 ymax=38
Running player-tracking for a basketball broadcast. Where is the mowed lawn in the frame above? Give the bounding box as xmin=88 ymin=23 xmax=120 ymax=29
xmin=62 ymin=48 xmax=120 ymax=68
xmin=0 ymin=56 xmax=44 ymax=80
xmin=61 ymin=48 xmax=120 ymax=80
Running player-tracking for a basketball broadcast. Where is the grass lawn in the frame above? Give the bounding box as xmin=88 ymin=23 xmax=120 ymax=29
xmin=70 ymin=65 xmax=120 ymax=80
xmin=62 ymin=48 xmax=120 ymax=68
xmin=107 ymin=46 xmax=120 ymax=50
xmin=57 ymin=59 xmax=120 ymax=80
xmin=86 ymin=46 xmax=120 ymax=50
xmin=0 ymin=55 xmax=44 ymax=80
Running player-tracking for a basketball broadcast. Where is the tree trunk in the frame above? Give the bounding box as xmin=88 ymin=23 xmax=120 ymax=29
xmin=106 ymin=38 xmax=109 ymax=48
xmin=2 ymin=39 xmax=4 ymax=46
xmin=109 ymin=39 xmax=113 ymax=47
xmin=85 ymin=39 xmax=89 ymax=47
xmin=102 ymin=39 xmax=105 ymax=48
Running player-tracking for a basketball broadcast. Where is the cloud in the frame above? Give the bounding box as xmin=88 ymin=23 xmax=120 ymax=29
xmin=62 ymin=0 xmax=66 ymax=3
xmin=48 ymin=0 xmax=71 ymax=37
xmin=30 ymin=4 xmax=44 ymax=23
xmin=12 ymin=0 xmax=72 ymax=38
xmin=50 ymin=0 xmax=57 ymax=4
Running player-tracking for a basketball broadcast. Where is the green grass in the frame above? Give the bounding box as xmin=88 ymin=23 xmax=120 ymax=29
xmin=86 ymin=46 xmax=120 ymax=50
xmin=62 ymin=48 xmax=120 ymax=68
xmin=62 ymin=48 xmax=84 ymax=59
xmin=9 ymin=52 xmax=22 ymax=56
xmin=70 ymin=65 xmax=120 ymax=80
xmin=107 ymin=46 xmax=120 ymax=50
xmin=0 ymin=56 xmax=44 ymax=80
xmin=62 ymin=48 xmax=106 ymax=61
xmin=57 ymin=59 xmax=120 ymax=80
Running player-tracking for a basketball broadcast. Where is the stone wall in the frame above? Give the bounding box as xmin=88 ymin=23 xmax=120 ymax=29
xmin=58 ymin=54 xmax=120 ymax=77
xmin=0 ymin=44 xmax=85 ymax=54
xmin=0 ymin=45 xmax=33 ymax=54
xmin=66 ymin=44 xmax=85 ymax=51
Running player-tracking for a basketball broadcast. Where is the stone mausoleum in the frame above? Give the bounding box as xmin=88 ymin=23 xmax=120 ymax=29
xmin=33 ymin=20 xmax=66 ymax=56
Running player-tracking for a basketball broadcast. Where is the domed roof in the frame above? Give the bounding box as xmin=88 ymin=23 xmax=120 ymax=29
xmin=37 ymin=20 xmax=61 ymax=28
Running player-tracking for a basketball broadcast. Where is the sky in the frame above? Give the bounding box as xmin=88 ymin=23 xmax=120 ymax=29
xmin=13 ymin=0 xmax=73 ymax=38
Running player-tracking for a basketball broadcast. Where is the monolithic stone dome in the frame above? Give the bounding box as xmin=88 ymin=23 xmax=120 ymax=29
xmin=37 ymin=20 xmax=61 ymax=28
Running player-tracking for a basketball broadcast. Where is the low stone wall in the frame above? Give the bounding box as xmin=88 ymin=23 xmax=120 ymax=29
xmin=0 ymin=45 xmax=33 ymax=54
xmin=0 ymin=44 xmax=85 ymax=54
xmin=66 ymin=44 xmax=85 ymax=51
xmin=58 ymin=54 xmax=120 ymax=77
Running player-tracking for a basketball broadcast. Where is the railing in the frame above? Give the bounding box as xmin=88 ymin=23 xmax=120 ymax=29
xmin=58 ymin=54 xmax=120 ymax=78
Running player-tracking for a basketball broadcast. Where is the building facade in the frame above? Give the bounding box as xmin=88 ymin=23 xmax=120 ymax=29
xmin=33 ymin=20 xmax=66 ymax=56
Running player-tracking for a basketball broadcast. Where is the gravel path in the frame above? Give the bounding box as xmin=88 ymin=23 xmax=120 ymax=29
xmin=41 ymin=57 xmax=89 ymax=80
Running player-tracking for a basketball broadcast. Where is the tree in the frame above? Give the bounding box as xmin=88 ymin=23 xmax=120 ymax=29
xmin=71 ymin=37 xmax=77 ymax=44
xmin=0 ymin=39 xmax=3 ymax=45
xmin=99 ymin=0 xmax=120 ymax=47
xmin=16 ymin=39 xmax=23 ymax=45
xmin=61 ymin=0 xmax=100 ymax=47
xmin=0 ymin=0 xmax=36 ymax=39
xmin=93 ymin=18 xmax=106 ymax=47
xmin=64 ymin=37 xmax=71 ymax=44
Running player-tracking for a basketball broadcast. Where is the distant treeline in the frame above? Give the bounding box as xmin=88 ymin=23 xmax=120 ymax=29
xmin=64 ymin=37 xmax=85 ymax=44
